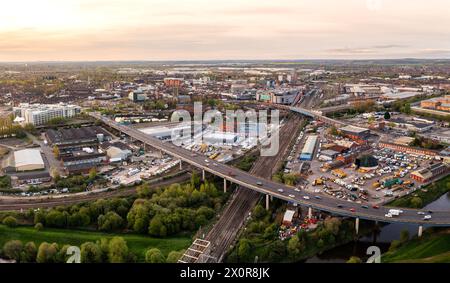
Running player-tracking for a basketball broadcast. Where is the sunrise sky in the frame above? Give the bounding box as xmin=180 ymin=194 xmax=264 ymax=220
xmin=0 ymin=0 xmax=449 ymax=61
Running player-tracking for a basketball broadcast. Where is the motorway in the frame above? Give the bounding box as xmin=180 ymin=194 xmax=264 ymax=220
xmin=90 ymin=112 xmax=450 ymax=227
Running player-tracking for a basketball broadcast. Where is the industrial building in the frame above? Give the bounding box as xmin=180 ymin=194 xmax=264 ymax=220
xmin=203 ymin=132 xmax=238 ymax=145
xmin=256 ymin=89 xmax=301 ymax=105
xmin=46 ymin=126 xmax=111 ymax=152
xmin=3 ymin=149 xmax=45 ymax=172
xmin=13 ymin=103 xmax=81 ymax=126
xmin=339 ymin=125 xmax=370 ymax=140
xmin=101 ymin=142 xmax=133 ymax=163
xmin=411 ymin=163 xmax=449 ymax=183
xmin=300 ymin=135 xmax=318 ymax=161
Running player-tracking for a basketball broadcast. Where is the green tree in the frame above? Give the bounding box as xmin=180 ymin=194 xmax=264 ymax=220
xmin=98 ymin=211 xmax=124 ymax=231
xmin=45 ymin=210 xmax=67 ymax=228
xmin=53 ymin=145 xmax=60 ymax=158
xmin=81 ymin=242 xmax=103 ymax=263
xmin=36 ymin=242 xmax=59 ymax=263
xmin=237 ymin=239 xmax=252 ymax=261
xmin=384 ymin=111 xmax=391 ymax=120
xmin=34 ymin=222 xmax=44 ymax=231
xmin=3 ymin=240 xmax=23 ymax=262
xmin=347 ymin=256 xmax=362 ymax=263
xmin=2 ymin=216 xmax=18 ymax=227
xmin=410 ymin=197 xmax=423 ymax=208
xmin=389 ymin=240 xmax=402 ymax=252
xmin=166 ymin=251 xmax=183 ymax=263
xmin=148 ymin=217 xmax=167 ymax=237
xmin=108 ymin=237 xmax=129 ymax=263
xmin=21 ymin=242 xmax=37 ymax=263
xmin=145 ymin=248 xmax=166 ymax=263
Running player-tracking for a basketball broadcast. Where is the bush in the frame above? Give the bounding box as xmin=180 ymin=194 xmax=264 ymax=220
xmin=2 ymin=216 xmax=18 ymax=228
xmin=34 ymin=222 xmax=44 ymax=231
xmin=145 ymin=248 xmax=166 ymax=263
xmin=3 ymin=240 xmax=23 ymax=261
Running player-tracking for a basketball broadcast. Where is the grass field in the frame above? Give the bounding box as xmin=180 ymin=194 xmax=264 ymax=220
xmin=382 ymin=230 xmax=450 ymax=263
xmin=0 ymin=225 xmax=192 ymax=262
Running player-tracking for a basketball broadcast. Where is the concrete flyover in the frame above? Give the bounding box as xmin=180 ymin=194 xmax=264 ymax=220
xmin=89 ymin=112 xmax=450 ymax=236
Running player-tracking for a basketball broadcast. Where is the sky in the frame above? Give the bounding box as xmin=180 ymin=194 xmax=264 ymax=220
xmin=0 ymin=0 xmax=449 ymax=61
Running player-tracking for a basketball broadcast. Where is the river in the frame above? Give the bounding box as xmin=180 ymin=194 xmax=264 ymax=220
xmin=304 ymin=193 xmax=450 ymax=263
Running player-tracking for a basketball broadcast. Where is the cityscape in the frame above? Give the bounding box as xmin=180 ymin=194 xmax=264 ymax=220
xmin=0 ymin=0 xmax=450 ymax=275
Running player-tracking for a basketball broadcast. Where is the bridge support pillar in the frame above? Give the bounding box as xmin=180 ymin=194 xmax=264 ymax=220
xmin=202 ymin=170 xmax=206 ymax=181
xmin=179 ymin=160 xmax=182 ymax=170
xmin=308 ymin=207 xmax=313 ymax=219
xmin=223 ymin=179 xmax=227 ymax=193
xmin=265 ymin=195 xmax=270 ymax=210
xmin=418 ymin=225 xmax=423 ymax=238
xmin=355 ymin=218 xmax=360 ymax=235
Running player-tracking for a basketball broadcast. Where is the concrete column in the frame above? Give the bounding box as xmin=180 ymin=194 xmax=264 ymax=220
xmin=223 ymin=179 xmax=227 ymax=193
xmin=418 ymin=225 xmax=423 ymax=238
xmin=202 ymin=170 xmax=206 ymax=181
xmin=179 ymin=160 xmax=182 ymax=170
xmin=265 ymin=195 xmax=270 ymax=210
xmin=355 ymin=218 xmax=360 ymax=235
xmin=308 ymin=207 xmax=313 ymax=219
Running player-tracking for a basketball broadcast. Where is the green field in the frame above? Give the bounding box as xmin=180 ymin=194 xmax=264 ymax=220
xmin=383 ymin=230 xmax=450 ymax=263
xmin=0 ymin=225 xmax=192 ymax=262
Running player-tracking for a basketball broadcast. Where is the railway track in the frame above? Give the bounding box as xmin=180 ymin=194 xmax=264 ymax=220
xmin=0 ymin=173 xmax=190 ymax=211
xmin=200 ymin=115 xmax=304 ymax=262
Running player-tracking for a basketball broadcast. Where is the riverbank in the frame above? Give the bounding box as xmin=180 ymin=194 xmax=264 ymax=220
xmin=382 ymin=228 xmax=450 ymax=263
xmin=387 ymin=175 xmax=450 ymax=208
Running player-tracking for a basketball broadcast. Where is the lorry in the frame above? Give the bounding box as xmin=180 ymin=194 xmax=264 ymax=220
xmin=388 ymin=209 xmax=404 ymax=216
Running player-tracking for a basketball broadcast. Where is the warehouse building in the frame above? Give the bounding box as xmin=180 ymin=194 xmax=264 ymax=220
xmin=46 ymin=126 xmax=111 ymax=152
xmin=411 ymin=163 xmax=449 ymax=183
xmin=2 ymin=149 xmax=45 ymax=172
xmin=339 ymin=125 xmax=370 ymax=140
xmin=300 ymin=135 xmax=318 ymax=161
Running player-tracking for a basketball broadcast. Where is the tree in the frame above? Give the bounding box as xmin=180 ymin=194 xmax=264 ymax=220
xmin=316 ymin=239 xmax=325 ymax=249
xmin=237 ymin=239 xmax=252 ymax=262
xmin=287 ymin=235 xmax=304 ymax=259
xmin=166 ymin=251 xmax=183 ymax=263
xmin=98 ymin=212 xmax=124 ymax=231
xmin=45 ymin=210 xmax=67 ymax=228
xmin=81 ymin=242 xmax=103 ymax=263
xmin=53 ymin=145 xmax=60 ymax=158
xmin=384 ymin=111 xmax=391 ymax=120
xmin=88 ymin=167 xmax=97 ymax=180
xmin=136 ymin=183 xmax=153 ymax=198
xmin=21 ymin=242 xmax=37 ymax=263
xmin=253 ymin=205 xmax=267 ymax=220
xmin=3 ymin=240 xmax=23 ymax=262
xmin=148 ymin=217 xmax=167 ymax=237
xmin=108 ymin=237 xmax=129 ymax=263
xmin=347 ymin=256 xmax=362 ymax=263
xmin=34 ymin=222 xmax=44 ymax=231
xmin=36 ymin=242 xmax=59 ymax=263
xmin=283 ymin=174 xmax=298 ymax=186
xmin=389 ymin=240 xmax=402 ymax=252
xmin=410 ymin=197 xmax=423 ymax=208
xmin=324 ymin=217 xmax=341 ymax=236
xmin=145 ymin=248 xmax=166 ymax=263
xmin=2 ymin=216 xmax=18 ymax=227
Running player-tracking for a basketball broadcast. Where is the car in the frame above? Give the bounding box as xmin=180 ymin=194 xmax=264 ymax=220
xmin=424 ymin=215 xmax=432 ymax=221
xmin=372 ymin=205 xmax=380 ymax=209
xmin=204 ymin=159 xmax=210 ymax=163
xmin=417 ymin=211 xmax=426 ymax=215
xmin=191 ymin=153 xmax=197 ymax=157
xmin=303 ymin=196 xmax=310 ymax=200
xmin=213 ymin=163 xmax=218 ymax=166
xmin=361 ymin=205 xmax=369 ymax=209
xmin=256 ymin=182 xmax=263 ymax=186
xmin=277 ymin=189 xmax=284 ymax=193
xmin=295 ymin=188 xmax=301 ymax=192
xmin=288 ymin=194 xmax=295 ymax=198
xmin=337 ymin=204 xmax=344 ymax=208
xmin=349 ymin=208 xmax=356 ymax=213
xmin=428 ymin=210 xmax=434 ymax=214
xmin=315 ymin=196 xmax=322 ymax=200
xmin=385 ymin=213 xmax=393 ymax=218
